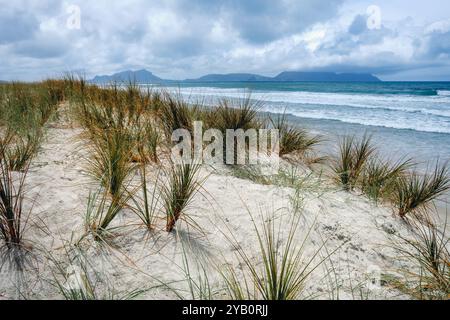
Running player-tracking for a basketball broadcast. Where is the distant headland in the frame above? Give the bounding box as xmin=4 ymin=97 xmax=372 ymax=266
xmin=90 ymin=69 xmax=381 ymax=84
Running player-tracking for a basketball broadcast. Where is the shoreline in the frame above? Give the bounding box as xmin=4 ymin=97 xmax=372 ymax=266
xmin=1 ymin=80 xmax=449 ymax=300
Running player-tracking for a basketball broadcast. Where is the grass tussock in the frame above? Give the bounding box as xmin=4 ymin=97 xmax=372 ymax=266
xmin=86 ymin=128 xmax=137 ymax=202
xmin=0 ymin=135 xmax=29 ymax=250
xmin=214 ymin=96 xmax=261 ymax=132
xmin=5 ymin=131 xmax=43 ymax=171
xmin=74 ymin=82 xmax=164 ymax=202
xmin=0 ymin=81 xmax=62 ymax=170
xmin=392 ymin=162 xmax=450 ymax=219
xmin=158 ymin=92 xmax=197 ymax=138
xmin=270 ymin=111 xmax=322 ymax=159
xmin=136 ymin=121 xmax=161 ymax=164
xmin=83 ymin=189 xmax=130 ymax=240
xmin=130 ymin=165 xmax=161 ymax=231
xmin=391 ymin=219 xmax=449 ymax=299
xmin=332 ymin=134 xmax=376 ymax=191
xmin=161 ymin=162 xmax=206 ymax=233
xmin=222 ymin=212 xmax=332 ymax=300
xmin=212 ymin=96 xmax=261 ymax=165
xmin=360 ymin=157 xmax=413 ymax=204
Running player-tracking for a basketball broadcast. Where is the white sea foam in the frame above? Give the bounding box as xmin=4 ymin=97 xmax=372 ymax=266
xmin=168 ymin=86 xmax=450 ymax=134
xmin=438 ymin=90 xmax=450 ymax=96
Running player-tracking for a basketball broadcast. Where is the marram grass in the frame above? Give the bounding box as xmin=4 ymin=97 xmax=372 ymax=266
xmin=392 ymin=161 xmax=450 ymax=218
xmin=332 ymin=134 xmax=376 ymax=191
xmin=161 ymin=162 xmax=206 ymax=232
xmin=0 ymin=135 xmax=29 ymax=250
xmin=270 ymin=111 xmax=322 ymax=158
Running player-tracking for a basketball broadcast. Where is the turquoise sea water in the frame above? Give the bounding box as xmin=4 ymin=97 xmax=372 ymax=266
xmin=161 ymin=81 xmax=450 ymax=169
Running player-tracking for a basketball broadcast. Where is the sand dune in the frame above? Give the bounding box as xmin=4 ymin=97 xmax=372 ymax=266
xmin=1 ymin=121 xmax=426 ymax=300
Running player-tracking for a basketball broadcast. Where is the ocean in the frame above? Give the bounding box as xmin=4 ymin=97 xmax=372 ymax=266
xmin=161 ymin=81 xmax=450 ymax=171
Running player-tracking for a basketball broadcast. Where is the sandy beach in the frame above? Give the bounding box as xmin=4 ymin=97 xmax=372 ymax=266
xmin=1 ymin=103 xmax=438 ymax=300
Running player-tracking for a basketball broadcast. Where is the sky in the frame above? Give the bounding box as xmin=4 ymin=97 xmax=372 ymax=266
xmin=1 ymin=0 xmax=450 ymax=81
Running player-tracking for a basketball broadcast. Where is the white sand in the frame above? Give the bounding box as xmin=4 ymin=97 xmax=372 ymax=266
xmin=0 ymin=120 xmax=433 ymax=300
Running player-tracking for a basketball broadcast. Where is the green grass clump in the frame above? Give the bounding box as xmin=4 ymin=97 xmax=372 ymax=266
xmin=0 ymin=81 xmax=62 ymax=171
xmin=391 ymin=219 xmax=449 ymax=299
xmin=270 ymin=112 xmax=322 ymax=158
xmin=6 ymin=131 xmax=43 ymax=171
xmin=130 ymin=165 xmax=161 ymax=231
xmin=159 ymin=92 xmax=197 ymax=138
xmin=222 ymin=211 xmax=332 ymax=300
xmin=214 ymin=96 xmax=260 ymax=132
xmin=87 ymin=128 xmax=136 ymax=203
xmin=213 ymin=96 xmax=261 ymax=165
xmin=392 ymin=162 xmax=450 ymax=218
xmin=0 ymin=135 xmax=29 ymax=250
xmin=83 ymin=189 xmax=130 ymax=240
xmin=135 ymin=121 xmax=161 ymax=164
xmin=360 ymin=157 xmax=413 ymax=204
xmin=161 ymin=162 xmax=205 ymax=232
xmin=332 ymin=134 xmax=376 ymax=191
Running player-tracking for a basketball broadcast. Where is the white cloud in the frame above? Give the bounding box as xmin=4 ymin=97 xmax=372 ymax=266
xmin=0 ymin=0 xmax=449 ymax=80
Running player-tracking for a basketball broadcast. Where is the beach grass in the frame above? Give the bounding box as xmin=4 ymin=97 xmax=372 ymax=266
xmin=360 ymin=157 xmax=413 ymax=204
xmin=221 ymin=210 xmax=332 ymax=300
xmin=332 ymin=134 xmax=376 ymax=191
xmin=270 ymin=111 xmax=322 ymax=158
xmin=161 ymin=161 xmax=205 ymax=232
xmin=130 ymin=165 xmax=161 ymax=231
xmin=6 ymin=131 xmax=43 ymax=171
xmin=1 ymin=77 xmax=449 ymax=301
xmin=0 ymin=135 xmax=29 ymax=250
xmin=159 ymin=92 xmax=197 ymax=139
xmin=391 ymin=218 xmax=449 ymax=299
xmin=392 ymin=161 xmax=450 ymax=218
xmin=86 ymin=128 xmax=137 ymax=203
xmin=83 ymin=188 xmax=130 ymax=240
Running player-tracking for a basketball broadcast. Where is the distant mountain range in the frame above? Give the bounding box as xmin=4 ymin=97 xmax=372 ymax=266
xmin=184 ymin=73 xmax=273 ymax=82
xmin=92 ymin=69 xmax=163 ymax=84
xmin=90 ymin=69 xmax=381 ymax=83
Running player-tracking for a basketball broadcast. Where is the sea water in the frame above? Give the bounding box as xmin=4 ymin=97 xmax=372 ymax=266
xmin=163 ymin=81 xmax=450 ymax=169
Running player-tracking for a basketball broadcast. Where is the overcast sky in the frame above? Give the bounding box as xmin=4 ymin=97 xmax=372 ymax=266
xmin=1 ymin=0 xmax=450 ymax=81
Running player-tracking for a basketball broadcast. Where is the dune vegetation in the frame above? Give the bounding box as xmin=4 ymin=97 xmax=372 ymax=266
xmin=0 ymin=77 xmax=448 ymax=300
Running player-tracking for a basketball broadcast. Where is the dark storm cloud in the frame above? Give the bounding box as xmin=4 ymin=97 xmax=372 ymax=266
xmin=0 ymin=8 xmax=39 ymax=43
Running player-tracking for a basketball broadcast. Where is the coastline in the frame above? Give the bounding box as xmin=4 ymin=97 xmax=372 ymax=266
xmin=1 ymin=81 xmax=448 ymax=300
xmin=0 ymin=122 xmax=418 ymax=299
